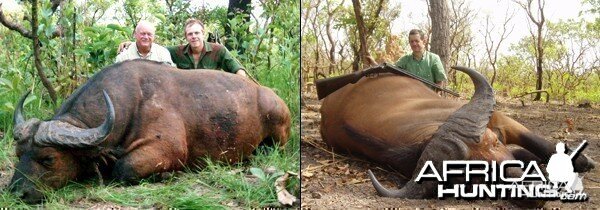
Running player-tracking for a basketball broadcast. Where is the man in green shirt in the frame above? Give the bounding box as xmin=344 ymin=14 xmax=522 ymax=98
xmin=395 ymin=29 xmax=447 ymax=87
xmin=168 ymin=19 xmax=247 ymax=77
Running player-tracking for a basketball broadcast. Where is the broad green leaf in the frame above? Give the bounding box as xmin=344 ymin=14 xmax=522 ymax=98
xmin=94 ymin=41 xmax=108 ymax=49
xmin=24 ymin=95 xmax=37 ymax=106
xmin=37 ymin=23 xmax=46 ymax=35
xmin=103 ymin=49 xmax=112 ymax=60
xmin=73 ymin=49 xmax=89 ymax=56
xmin=42 ymin=8 xmax=53 ymax=18
xmin=45 ymin=25 xmax=56 ymax=37
xmin=249 ymin=167 xmax=266 ymax=181
xmin=0 ymin=78 xmax=13 ymax=90
xmin=107 ymin=24 xmax=122 ymax=31
xmin=154 ymin=13 xmax=166 ymax=22
xmin=83 ymin=27 xmax=96 ymax=33
xmin=3 ymin=102 xmax=14 ymax=112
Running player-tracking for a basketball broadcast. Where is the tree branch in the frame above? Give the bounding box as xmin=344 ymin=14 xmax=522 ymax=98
xmin=0 ymin=3 xmax=34 ymax=39
xmin=0 ymin=3 xmax=63 ymax=39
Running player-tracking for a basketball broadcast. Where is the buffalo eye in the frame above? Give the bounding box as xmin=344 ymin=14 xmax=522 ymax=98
xmin=39 ymin=156 xmax=55 ymax=167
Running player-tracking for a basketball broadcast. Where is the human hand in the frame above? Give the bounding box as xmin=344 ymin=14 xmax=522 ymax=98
xmin=236 ymin=69 xmax=248 ymax=77
xmin=118 ymin=41 xmax=134 ymax=53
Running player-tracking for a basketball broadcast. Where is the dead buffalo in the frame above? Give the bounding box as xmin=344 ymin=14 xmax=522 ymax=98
xmin=9 ymin=59 xmax=291 ymax=203
xmin=319 ymin=66 xmax=595 ymax=207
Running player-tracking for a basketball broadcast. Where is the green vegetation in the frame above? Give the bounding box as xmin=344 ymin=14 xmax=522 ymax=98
xmin=0 ymin=0 xmax=299 ymax=208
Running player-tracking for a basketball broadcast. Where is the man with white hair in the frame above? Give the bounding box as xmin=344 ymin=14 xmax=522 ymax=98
xmin=115 ymin=20 xmax=174 ymax=66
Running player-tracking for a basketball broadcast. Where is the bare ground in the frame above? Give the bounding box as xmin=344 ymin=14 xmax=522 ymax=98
xmin=300 ymin=91 xmax=600 ymax=209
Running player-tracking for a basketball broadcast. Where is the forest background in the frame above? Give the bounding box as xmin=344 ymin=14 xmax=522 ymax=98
xmin=0 ymin=0 xmax=299 ymax=208
xmin=301 ymin=0 xmax=600 ymax=104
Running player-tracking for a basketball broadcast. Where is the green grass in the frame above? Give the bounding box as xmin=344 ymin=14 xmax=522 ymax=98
xmin=0 ymin=175 xmax=228 ymax=208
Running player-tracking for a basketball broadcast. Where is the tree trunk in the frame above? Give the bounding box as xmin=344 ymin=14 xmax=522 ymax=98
xmin=312 ymin=0 xmax=321 ymax=80
xmin=534 ymin=25 xmax=544 ymax=100
xmin=428 ymin=0 xmax=450 ymax=73
xmin=325 ymin=0 xmax=344 ymax=75
xmin=351 ymin=41 xmax=360 ymax=72
xmin=325 ymin=3 xmax=337 ymax=75
xmin=515 ymin=0 xmax=546 ymax=100
xmin=32 ymin=0 xmax=58 ymax=103
xmin=351 ymin=0 xmax=375 ymax=69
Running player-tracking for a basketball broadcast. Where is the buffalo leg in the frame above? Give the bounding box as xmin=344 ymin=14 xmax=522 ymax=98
xmin=521 ymin=132 xmax=595 ymax=172
xmin=491 ymin=114 xmax=595 ymax=172
xmin=258 ymin=87 xmax=291 ymax=148
xmin=112 ymin=115 xmax=188 ymax=184
xmin=113 ymin=138 xmax=187 ymax=183
xmin=515 ymin=132 xmax=595 ymax=172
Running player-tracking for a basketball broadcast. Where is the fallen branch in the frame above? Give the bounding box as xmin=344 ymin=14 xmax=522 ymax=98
xmin=516 ymin=90 xmax=549 ymax=106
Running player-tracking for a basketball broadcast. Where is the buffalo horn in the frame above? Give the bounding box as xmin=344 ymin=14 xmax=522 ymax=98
xmin=12 ymin=91 xmax=35 ymax=143
xmin=34 ymin=90 xmax=115 ymax=148
xmin=13 ymin=91 xmax=30 ymax=127
xmin=433 ymin=66 xmax=496 ymax=144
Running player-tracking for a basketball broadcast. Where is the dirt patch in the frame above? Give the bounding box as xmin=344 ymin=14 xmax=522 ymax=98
xmin=301 ymin=92 xmax=600 ymax=208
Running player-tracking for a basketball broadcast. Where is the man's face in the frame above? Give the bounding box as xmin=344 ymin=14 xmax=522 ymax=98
xmin=408 ymin=34 xmax=426 ymax=54
xmin=185 ymin=24 xmax=205 ymax=48
xmin=134 ymin=25 xmax=155 ymax=49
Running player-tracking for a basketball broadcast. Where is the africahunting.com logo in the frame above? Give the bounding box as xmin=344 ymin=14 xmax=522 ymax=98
xmin=416 ymin=140 xmax=588 ymax=201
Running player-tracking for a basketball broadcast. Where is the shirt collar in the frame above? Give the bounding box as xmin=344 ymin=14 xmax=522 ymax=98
xmin=134 ymin=42 xmax=153 ymax=59
xmin=412 ymin=51 xmax=428 ymax=61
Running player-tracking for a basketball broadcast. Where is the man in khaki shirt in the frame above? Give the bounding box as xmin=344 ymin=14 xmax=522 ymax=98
xmin=116 ymin=20 xmax=175 ymax=66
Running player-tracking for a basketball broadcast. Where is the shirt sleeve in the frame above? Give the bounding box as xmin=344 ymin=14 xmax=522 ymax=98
xmin=115 ymin=54 xmax=123 ymax=63
xmin=159 ymin=47 xmax=176 ymax=67
xmin=219 ymin=47 xmax=244 ymax=73
xmin=431 ymin=54 xmax=447 ymax=83
xmin=395 ymin=55 xmax=408 ymax=69
xmin=115 ymin=50 xmax=126 ymax=63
